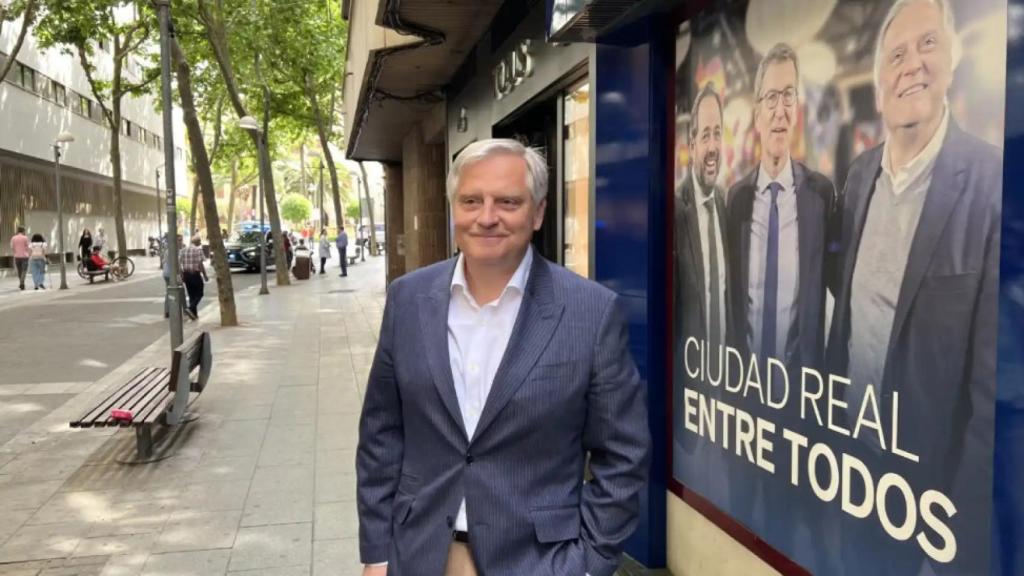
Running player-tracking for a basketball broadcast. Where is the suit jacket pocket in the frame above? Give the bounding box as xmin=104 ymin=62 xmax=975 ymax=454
xmin=531 ymin=505 xmax=580 ymax=544
xmin=392 ymin=493 xmax=415 ymax=526
xmin=397 ymin=472 xmax=420 ymax=495
xmin=919 ymin=271 xmax=979 ymax=295
xmin=531 ymin=361 xmax=575 ymax=382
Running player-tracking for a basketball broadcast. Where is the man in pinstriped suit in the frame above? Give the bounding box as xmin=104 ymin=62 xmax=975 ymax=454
xmin=357 ymin=139 xmax=650 ymax=576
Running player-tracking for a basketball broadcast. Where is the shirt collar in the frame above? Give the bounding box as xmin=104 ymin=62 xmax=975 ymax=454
xmin=691 ymin=172 xmax=716 ymax=206
xmin=756 ymin=156 xmax=795 ymax=194
xmin=451 ymin=246 xmax=533 ymax=308
xmin=882 ymin=106 xmax=949 ymax=188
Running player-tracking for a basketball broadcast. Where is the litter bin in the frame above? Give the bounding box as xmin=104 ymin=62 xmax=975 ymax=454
xmin=293 ymin=253 xmax=311 ymax=280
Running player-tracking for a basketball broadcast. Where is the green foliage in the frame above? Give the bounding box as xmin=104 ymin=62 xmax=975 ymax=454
xmin=176 ymin=196 xmax=192 ymax=224
xmin=280 ymin=194 xmax=312 ymax=225
xmin=345 ymin=202 xmax=359 ymax=221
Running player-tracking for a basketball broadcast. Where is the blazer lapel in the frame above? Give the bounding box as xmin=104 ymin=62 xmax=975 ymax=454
xmin=471 ymin=256 xmax=565 ymax=445
xmin=888 ymin=124 xmax=967 ymax=357
xmin=794 ymin=162 xmax=815 ymax=348
xmin=839 ymin=148 xmax=883 ymax=319
xmin=681 ymin=182 xmax=707 ymax=326
xmin=417 ymin=259 xmax=468 ymax=441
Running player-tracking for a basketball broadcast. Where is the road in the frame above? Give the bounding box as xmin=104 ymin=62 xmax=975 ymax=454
xmin=0 ymin=266 xmax=266 ymax=445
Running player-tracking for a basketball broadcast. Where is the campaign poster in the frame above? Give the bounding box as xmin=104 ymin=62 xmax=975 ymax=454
xmin=670 ymin=0 xmax=1006 ymax=573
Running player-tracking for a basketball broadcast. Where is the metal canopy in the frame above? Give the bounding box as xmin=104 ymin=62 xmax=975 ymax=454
xmin=347 ymin=0 xmax=503 ymax=162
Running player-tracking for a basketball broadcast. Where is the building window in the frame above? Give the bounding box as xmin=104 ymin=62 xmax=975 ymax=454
xmin=89 ymin=99 xmax=104 ymax=123
xmin=17 ymin=62 xmax=35 ymax=92
xmin=36 ymin=73 xmax=52 ymax=100
xmin=52 ymin=81 xmax=67 ymax=107
xmin=562 ymin=80 xmax=591 ymax=278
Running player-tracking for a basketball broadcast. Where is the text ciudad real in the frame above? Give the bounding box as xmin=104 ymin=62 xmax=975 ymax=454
xmin=681 ymin=337 xmax=957 ymax=564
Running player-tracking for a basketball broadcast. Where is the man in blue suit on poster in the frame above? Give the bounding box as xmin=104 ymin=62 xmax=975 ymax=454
xmin=724 ymin=42 xmax=840 ymax=572
xmin=827 ymin=0 xmax=1000 ymax=572
xmin=356 ymin=139 xmax=650 ymax=576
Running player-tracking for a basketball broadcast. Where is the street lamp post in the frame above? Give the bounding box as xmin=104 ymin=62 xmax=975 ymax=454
xmin=53 ymin=132 xmax=75 ymax=290
xmin=240 ymin=116 xmax=269 ymax=295
xmin=155 ymin=167 xmax=163 ymax=240
xmin=156 ymin=0 xmax=184 ymax=352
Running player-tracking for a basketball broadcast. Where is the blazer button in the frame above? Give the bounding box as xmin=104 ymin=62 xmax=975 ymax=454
xmin=446 ymin=516 xmax=454 ymax=528
xmin=466 ymin=454 xmax=474 ymax=465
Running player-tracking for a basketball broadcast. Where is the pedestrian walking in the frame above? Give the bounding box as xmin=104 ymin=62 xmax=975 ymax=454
xmin=78 ymin=229 xmax=93 ymax=262
xmin=355 ymin=139 xmax=650 ymax=576
xmin=28 ymin=233 xmax=48 ymax=290
xmin=318 ymin=229 xmax=330 ymax=274
xmin=94 ymin=227 xmax=107 ymax=256
xmin=179 ymin=235 xmax=208 ymax=321
xmin=284 ymin=233 xmax=294 ymax=271
xmin=9 ymin=226 xmax=30 ymax=290
xmin=336 ymin=225 xmax=348 ymax=277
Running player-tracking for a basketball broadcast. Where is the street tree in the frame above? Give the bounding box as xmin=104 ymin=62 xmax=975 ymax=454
xmin=171 ymin=34 xmax=237 ymax=326
xmin=280 ymin=194 xmax=312 ymax=228
xmin=0 ymin=0 xmax=38 ymax=84
xmin=189 ymin=0 xmax=290 ymax=286
xmin=35 ymin=0 xmax=158 ymax=263
xmin=261 ymin=1 xmax=347 ymax=243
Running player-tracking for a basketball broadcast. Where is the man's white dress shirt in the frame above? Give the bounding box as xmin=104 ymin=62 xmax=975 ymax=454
xmin=448 ymin=246 xmax=533 ymax=532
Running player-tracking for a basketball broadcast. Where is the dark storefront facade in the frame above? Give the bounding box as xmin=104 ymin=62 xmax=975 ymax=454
xmin=343 ymin=0 xmax=1024 ymax=572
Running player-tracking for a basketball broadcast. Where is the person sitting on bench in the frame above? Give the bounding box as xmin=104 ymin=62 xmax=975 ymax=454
xmin=88 ymin=246 xmax=109 ymax=272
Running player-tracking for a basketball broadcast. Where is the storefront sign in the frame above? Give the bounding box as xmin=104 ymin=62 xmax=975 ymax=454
xmin=492 ymin=40 xmax=535 ymax=100
xmin=669 ymin=1 xmax=1007 ymax=574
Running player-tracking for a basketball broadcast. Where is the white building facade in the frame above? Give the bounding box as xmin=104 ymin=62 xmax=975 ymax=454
xmin=0 ymin=18 xmax=188 ymax=262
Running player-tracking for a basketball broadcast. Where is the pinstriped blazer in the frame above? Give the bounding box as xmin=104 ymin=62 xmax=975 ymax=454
xmin=357 ymin=253 xmax=650 ymax=576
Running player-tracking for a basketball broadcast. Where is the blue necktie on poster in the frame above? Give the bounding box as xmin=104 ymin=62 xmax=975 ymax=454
xmin=761 ymin=181 xmax=781 ymax=363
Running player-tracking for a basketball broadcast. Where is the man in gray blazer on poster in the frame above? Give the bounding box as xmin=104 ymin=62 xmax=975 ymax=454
xmin=357 ymin=138 xmax=650 ymax=576
xmin=827 ymin=1 xmax=1000 ymax=571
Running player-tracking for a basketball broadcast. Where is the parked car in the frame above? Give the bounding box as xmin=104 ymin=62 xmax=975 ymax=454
xmin=225 ymin=226 xmax=275 ymax=272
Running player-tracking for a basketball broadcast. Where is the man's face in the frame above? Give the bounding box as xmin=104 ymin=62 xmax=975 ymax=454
xmin=691 ymin=96 xmax=723 ymax=190
xmin=877 ymin=1 xmax=953 ymax=131
xmin=755 ymin=59 xmax=798 ymax=164
xmin=453 ymin=153 xmax=545 ymax=269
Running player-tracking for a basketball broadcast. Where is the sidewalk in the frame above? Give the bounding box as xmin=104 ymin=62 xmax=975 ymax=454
xmin=0 ymin=256 xmax=164 ymax=312
xmin=0 ymin=254 xmax=386 ymax=575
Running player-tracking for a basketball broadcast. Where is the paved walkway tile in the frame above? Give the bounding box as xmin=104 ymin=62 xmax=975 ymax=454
xmin=0 ymin=256 xmax=387 ymax=575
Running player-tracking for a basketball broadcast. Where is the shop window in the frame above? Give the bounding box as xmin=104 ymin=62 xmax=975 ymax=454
xmin=562 ymin=80 xmax=590 ymax=278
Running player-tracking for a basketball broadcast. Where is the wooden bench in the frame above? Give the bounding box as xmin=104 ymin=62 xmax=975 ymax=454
xmin=83 ymin=269 xmax=110 ymax=283
xmin=347 ymin=244 xmax=362 ymax=265
xmin=70 ymin=332 xmax=212 ymax=461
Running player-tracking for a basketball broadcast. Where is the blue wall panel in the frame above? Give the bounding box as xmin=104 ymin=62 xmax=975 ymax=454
xmin=994 ymin=2 xmax=1024 ymax=573
xmin=594 ymin=18 xmax=670 ymax=568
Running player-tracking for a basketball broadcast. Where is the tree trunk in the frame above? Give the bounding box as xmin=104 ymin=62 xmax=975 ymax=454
xmin=110 ymin=110 xmax=128 ymax=261
xmin=304 ymin=72 xmax=344 ymax=239
xmin=226 ymin=160 xmax=237 ymax=231
xmin=359 ymin=161 xmax=379 ymax=256
xmin=190 ymin=179 xmax=200 ymax=235
xmin=0 ymin=1 xmax=37 ymax=85
xmin=260 ymin=109 xmax=290 ymax=286
xmin=172 ymin=37 xmax=237 ymax=326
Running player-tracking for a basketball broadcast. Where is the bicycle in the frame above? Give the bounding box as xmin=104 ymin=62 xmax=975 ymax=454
xmin=76 ymin=255 xmax=135 ymax=282
xmin=108 ymin=256 xmax=135 ymax=281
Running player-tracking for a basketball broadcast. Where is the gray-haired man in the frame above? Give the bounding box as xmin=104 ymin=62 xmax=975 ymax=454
xmin=828 ymin=0 xmax=1001 ymax=572
xmin=357 ymin=138 xmax=649 ymax=576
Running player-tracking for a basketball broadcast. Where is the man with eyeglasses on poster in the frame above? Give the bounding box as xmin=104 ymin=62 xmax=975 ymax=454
xmin=724 ymin=43 xmax=839 ymax=566
xmin=827 ymin=0 xmax=1001 ymax=572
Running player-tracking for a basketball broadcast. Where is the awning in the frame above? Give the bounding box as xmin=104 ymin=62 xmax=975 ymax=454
xmin=345 ymin=0 xmax=503 ymax=162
